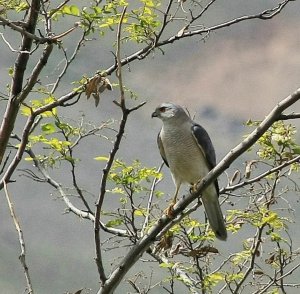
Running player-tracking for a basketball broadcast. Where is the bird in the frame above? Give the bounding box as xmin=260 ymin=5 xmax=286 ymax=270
xmin=152 ymin=102 xmax=227 ymax=241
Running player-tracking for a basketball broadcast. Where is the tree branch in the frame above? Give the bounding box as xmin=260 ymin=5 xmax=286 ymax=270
xmin=3 ymin=181 xmax=34 ymax=294
xmin=0 ymin=0 xmax=42 ymax=166
xmin=158 ymin=0 xmax=290 ymax=46
xmin=17 ymin=43 xmax=54 ymax=104
xmin=94 ymin=7 xmax=128 ymax=285
xmin=0 ymin=15 xmax=47 ymax=43
xmin=278 ymin=113 xmax=300 ymax=120
xmin=221 ymin=155 xmax=300 ymax=193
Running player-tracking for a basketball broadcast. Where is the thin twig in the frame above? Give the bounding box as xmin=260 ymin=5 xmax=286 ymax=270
xmin=94 ymin=7 xmax=128 ymax=285
xmin=51 ymin=24 xmax=91 ymax=94
xmin=3 ymin=181 xmax=34 ymax=294
xmin=0 ymin=32 xmax=31 ymax=53
xmin=141 ymin=162 xmax=164 ymax=237
xmin=16 ymin=43 xmax=54 ymax=104
xmin=24 ymin=147 xmax=130 ymax=237
xmin=0 ymin=15 xmax=49 ymax=43
xmin=233 ymin=226 xmax=265 ymax=294
xmin=158 ymin=0 xmax=290 ymax=46
xmin=222 ymin=155 xmax=300 ymax=193
xmin=116 ymin=7 xmax=127 ymax=108
xmin=278 ymin=113 xmax=300 ymax=120
xmin=0 ymin=90 xmax=82 ymax=191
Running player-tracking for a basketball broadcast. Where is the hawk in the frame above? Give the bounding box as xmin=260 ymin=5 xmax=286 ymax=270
xmin=152 ymin=102 xmax=227 ymax=240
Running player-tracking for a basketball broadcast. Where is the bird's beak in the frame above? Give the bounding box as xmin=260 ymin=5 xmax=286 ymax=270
xmin=151 ymin=111 xmax=158 ymax=118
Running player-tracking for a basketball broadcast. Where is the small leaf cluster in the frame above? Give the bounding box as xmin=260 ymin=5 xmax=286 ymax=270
xmin=21 ymin=95 xmax=57 ymax=117
xmin=247 ymin=120 xmax=300 ymax=164
xmin=20 ymin=99 xmax=85 ymax=167
xmin=107 ymin=159 xmax=162 ymax=195
xmin=0 ymin=0 xmax=28 ymax=15
xmin=50 ymin=1 xmax=161 ymax=43
xmin=125 ymin=0 xmax=161 ymax=43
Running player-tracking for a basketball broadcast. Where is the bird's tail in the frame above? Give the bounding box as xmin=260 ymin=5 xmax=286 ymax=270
xmin=202 ymin=186 xmax=227 ymax=241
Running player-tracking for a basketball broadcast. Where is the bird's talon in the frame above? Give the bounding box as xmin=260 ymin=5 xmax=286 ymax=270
xmin=190 ymin=183 xmax=198 ymax=193
xmin=164 ymin=202 xmax=175 ymax=218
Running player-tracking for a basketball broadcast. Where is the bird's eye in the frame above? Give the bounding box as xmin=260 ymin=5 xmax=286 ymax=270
xmin=160 ymin=106 xmax=167 ymax=113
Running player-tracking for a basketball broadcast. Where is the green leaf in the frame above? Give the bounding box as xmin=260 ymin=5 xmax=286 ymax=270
xmin=24 ymin=157 xmax=34 ymax=161
xmin=134 ymin=208 xmax=147 ymax=216
xmin=159 ymin=262 xmax=174 ymax=269
xmin=41 ymin=123 xmax=56 ymax=135
xmin=225 ymin=273 xmax=244 ymax=282
xmin=62 ymin=5 xmax=80 ymax=16
xmin=108 ymin=187 xmax=125 ymax=195
xmin=106 ymin=218 xmax=123 ymax=228
xmin=21 ymin=105 xmax=32 ymax=116
xmin=8 ymin=67 xmax=14 ymax=76
xmin=204 ymin=272 xmax=224 ymax=289
xmin=15 ymin=1 xmax=29 ymax=12
xmin=292 ymin=146 xmax=300 ymax=154
xmin=70 ymin=5 xmax=80 ymax=16
xmin=94 ymin=156 xmax=109 ymax=161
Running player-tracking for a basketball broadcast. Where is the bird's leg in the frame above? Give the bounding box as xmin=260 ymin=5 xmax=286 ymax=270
xmin=189 ymin=182 xmax=202 ymax=206
xmin=189 ymin=182 xmax=198 ymax=193
xmin=164 ymin=184 xmax=180 ymax=217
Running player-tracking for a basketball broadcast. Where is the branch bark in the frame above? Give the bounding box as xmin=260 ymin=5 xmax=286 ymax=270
xmin=0 ymin=0 xmax=41 ymax=165
xmin=3 ymin=181 xmax=34 ymax=293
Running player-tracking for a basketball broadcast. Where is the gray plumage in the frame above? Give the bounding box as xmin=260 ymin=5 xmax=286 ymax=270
xmin=152 ymin=102 xmax=227 ymax=241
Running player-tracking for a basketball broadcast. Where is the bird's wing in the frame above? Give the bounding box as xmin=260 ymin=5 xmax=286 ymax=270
xmin=157 ymin=130 xmax=169 ymax=167
xmin=191 ymin=123 xmax=219 ymax=193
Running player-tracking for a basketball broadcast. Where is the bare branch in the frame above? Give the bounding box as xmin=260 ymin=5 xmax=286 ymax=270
xmin=0 ymin=0 xmax=42 ymax=166
xmin=0 ymin=32 xmax=31 ymax=53
xmin=158 ymin=0 xmax=290 ymax=46
xmin=94 ymin=7 xmax=129 ymax=285
xmin=24 ymin=147 xmax=130 ymax=238
xmin=3 ymin=181 xmax=34 ymax=294
xmin=116 ymin=7 xmax=127 ymax=108
xmin=50 ymin=25 xmax=91 ymax=94
xmin=17 ymin=43 xmax=54 ymax=104
xmin=233 ymin=226 xmax=265 ymax=293
xmin=222 ymin=155 xmax=300 ymax=193
xmin=278 ymin=113 xmax=300 ymax=120
xmin=0 ymin=15 xmax=48 ymax=43
xmin=141 ymin=162 xmax=164 ymax=237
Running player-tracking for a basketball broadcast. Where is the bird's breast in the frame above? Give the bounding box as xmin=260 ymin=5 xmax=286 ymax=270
xmin=161 ymin=125 xmax=209 ymax=184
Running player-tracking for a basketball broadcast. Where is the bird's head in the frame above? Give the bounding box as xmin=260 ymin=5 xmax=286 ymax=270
xmin=151 ymin=102 xmax=186 ymax=121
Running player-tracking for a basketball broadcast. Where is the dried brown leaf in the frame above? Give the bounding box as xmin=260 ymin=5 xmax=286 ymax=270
xmin=85 ymin=76 xmax=101 ymax=99
xmin=188 ymin=246 xmax=219 ymax=257
xmin=154 ymin=232 xmax=173 ymax=253
xmin=265 ymin=253 xmax=276 ymax=264
xmin=85 ymin=75 xmax=112 ymax=107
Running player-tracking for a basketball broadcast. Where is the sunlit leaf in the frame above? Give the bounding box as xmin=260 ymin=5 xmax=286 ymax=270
xmin=134 ymin=208 xmax=147 ymax=216
xmin=41 ymin=123 xmax=56 ymax=135
xmin=94 ymin=156 xmax=109 ymax=161
xmin=106 ymin=218 xmax=123 ymax=227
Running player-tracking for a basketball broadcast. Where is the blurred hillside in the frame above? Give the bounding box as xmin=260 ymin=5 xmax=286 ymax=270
xmin=0 ymin=1 xmax=300 ymax=293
